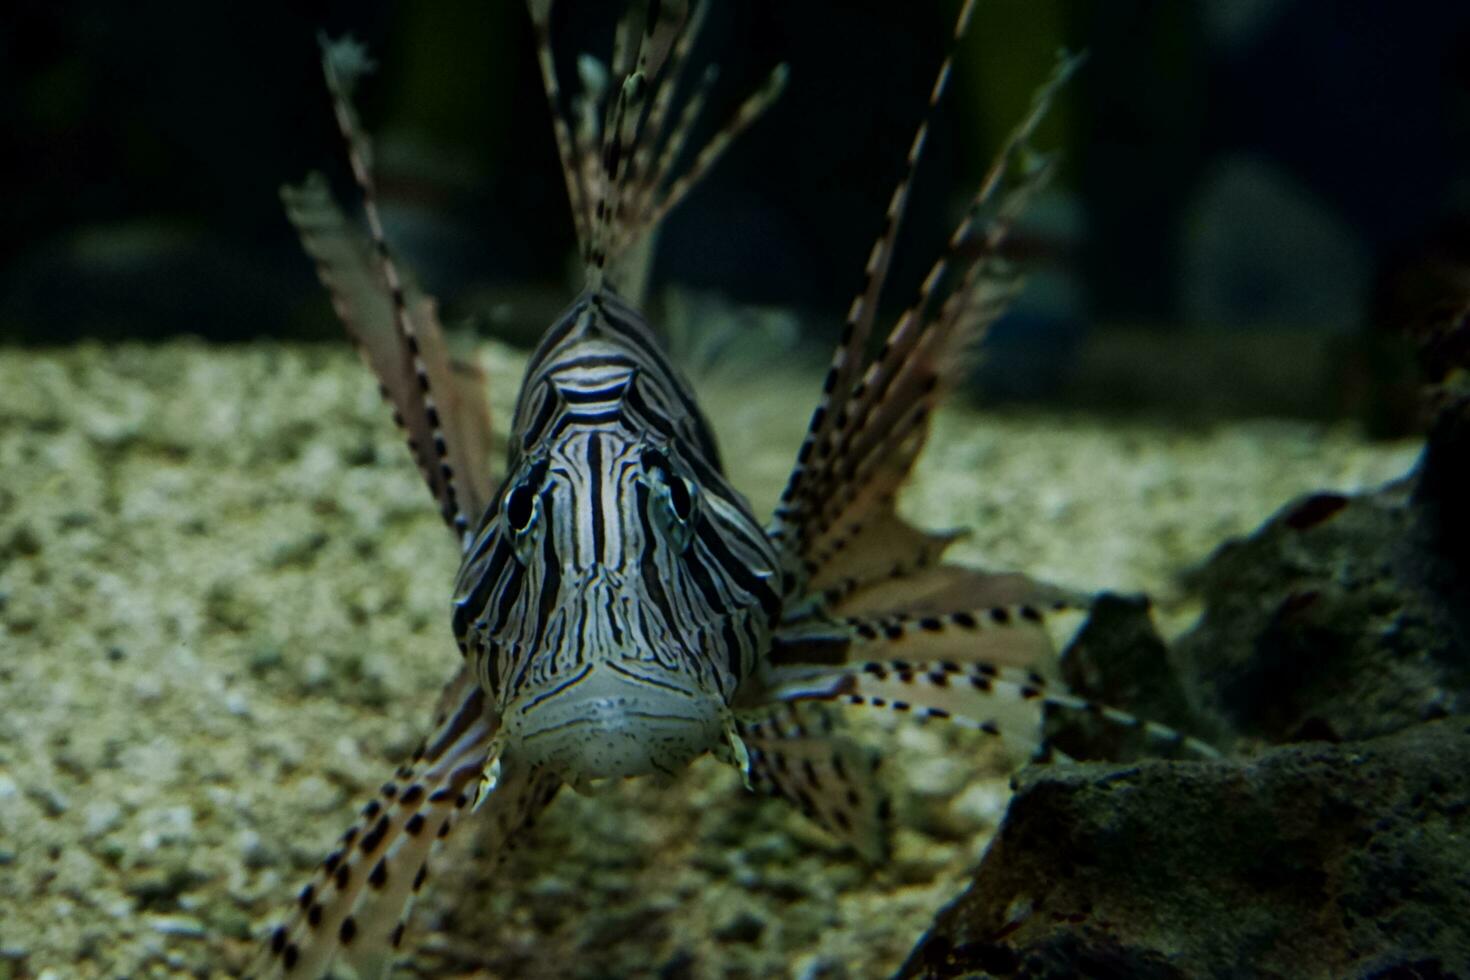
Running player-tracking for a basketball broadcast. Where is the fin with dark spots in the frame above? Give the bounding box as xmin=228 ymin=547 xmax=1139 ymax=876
xmin=772 ymin=51 xmax=1082 ymax=595
xmin=760 ymin=661 xmax=1050 ymax=758
xmin=821 ymin=564 xmax=1084 ymax=622
xmin=769 ymin=0 xmax=976 ymax=560
xmin=528 ymin=0 xmax=786 ymax=295
xmin=630 ymin=61 xmax=788 ymax=257
xmin=443 ymin=355 xmax=496 ymax=510
xmin=282 ymin=37 xmax=495 ymax=541
xmin=624 ymin=1 xmax=709 ymax=212
xmin=772 ymin=0 xmax=981 ymax=562
xmin=773 ymin=564 xmax=1089 ymax=680
xmin=738 ymin=703 xmax=890 ymax=862
xmin=771 ymin=593 xmax=1087 ymax=678
xmin=797 ymin=511 xmax=963 ymax=600
xmin=761 ymin=658 xmax=1220 ymax=763
xmin=248 ymin=669 xmax=561 ymax=979
xmin=528 ymin=0 xmax=594 ymax=250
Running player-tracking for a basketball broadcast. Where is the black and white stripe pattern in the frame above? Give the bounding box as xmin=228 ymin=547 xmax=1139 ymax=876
xmin=451 ymin=289 xmax=781 ymax=777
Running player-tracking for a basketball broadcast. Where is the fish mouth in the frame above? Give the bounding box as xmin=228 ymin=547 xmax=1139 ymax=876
xmin=504 ymin=663 xmax=728 ymax=784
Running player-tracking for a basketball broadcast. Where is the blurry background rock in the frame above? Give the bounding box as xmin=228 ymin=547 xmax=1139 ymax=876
xmin=4 ymin=0 xmax=1469 ymax=427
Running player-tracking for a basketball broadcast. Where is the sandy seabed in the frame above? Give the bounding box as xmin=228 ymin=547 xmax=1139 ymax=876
xmin=0 ymin=339 xmax=1421 ymax=978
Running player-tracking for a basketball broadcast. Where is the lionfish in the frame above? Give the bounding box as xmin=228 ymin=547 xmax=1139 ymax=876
xmin=255 ymin=1 xmax=1212 ymax=975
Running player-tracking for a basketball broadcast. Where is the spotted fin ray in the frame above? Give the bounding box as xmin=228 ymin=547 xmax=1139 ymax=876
xmin=763 ymin=659 xmax=1221 ymax=762
xmin=772 ymin=597 xmax=1087 ymax=685
xmin=799 ymin=511 xmax=962 ymax=600
xmin=773 ymin=0 xmax=983 ymax=556
xmin=528 ymin=0 xmax=786 ymax=295
xmin=772 ymin=51 xmax=1082 ymax=595
xmin=282 ymin=37 xmax=496 ymax=540
xmin=738 ymin=703 xmax=890 ymax=861
xmin=248 ymin=669 xmax=561 ymax=979
xmin=822 ymin=563 xmax=1084 ymax=621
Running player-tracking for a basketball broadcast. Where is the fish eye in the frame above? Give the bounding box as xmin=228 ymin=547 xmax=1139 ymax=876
xmin=642 ymin=447 xmax=698 ymax=550
xmin=505 ymin=484 xmax=537 ymax=533
xmin=502 ymin=459 xmax=550 ymax=560
xmin=667 ymin=474 xmax=693 ymax=523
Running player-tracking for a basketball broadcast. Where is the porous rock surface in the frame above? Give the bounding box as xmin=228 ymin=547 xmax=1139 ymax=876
xmin=900 ymin=719 xmax=1470 ymax=980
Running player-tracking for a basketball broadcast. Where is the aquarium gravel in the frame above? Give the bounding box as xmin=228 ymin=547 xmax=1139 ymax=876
xmin=0 ymin=340 xmax=1420 ymax=978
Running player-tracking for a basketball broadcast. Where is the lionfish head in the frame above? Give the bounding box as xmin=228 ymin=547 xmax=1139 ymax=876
xmin=453 ymin=430 xmax=779 ymax=788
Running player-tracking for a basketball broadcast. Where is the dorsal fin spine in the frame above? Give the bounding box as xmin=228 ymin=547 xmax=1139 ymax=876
xmin=528 ymin=0 xmax=786 ymax=297
xmin=318 ymin=35 xmax=470 ymax=536
xmin=776 ymin=1 xmax=979 ymax=528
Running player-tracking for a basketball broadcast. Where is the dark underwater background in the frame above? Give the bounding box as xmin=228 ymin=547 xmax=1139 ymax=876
xmin=6 ymin=0 xmax=1470 ymax=426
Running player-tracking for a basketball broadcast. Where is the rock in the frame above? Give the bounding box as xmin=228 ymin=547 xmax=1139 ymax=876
xmin=1167 ymin=398 xmax=1470 ymax=746
xmin=900 ymin=718 xmax=1470 ymax=979
xmin=1416 ymin=387 xmax=1470 ymax=561
xmin=1050 ymin=593 xmax=1224 ymax=759
xmin=1055 ymin=392 xmax=1470 ymax=751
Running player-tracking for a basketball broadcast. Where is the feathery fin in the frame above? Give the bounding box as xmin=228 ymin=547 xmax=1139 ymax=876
xmin=772 ymin=596 xmax=1085 ymax=681
xmin=776 ymin=0 xmax=982 ymax=537
xmin=281 ymin=174 xmax=495 ymax=539
xmin=738 ymin=703 xmax=890 ymax=862
xmin=248 ymin=669 xmax=562 ymax=979
xmin=764 ymin=658 xmax=1221 ymax=763
xmin=529 ymin=0 xmax=786 ymax=294
xmin=773 ymin=50 xmax=1081 ymax=592
xmin=284 ymin=35 xmax=497 ymax=541
xmin=248 ymin=668 xmax=498 ymax=978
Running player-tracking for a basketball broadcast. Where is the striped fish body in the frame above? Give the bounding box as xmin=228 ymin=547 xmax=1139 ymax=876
xmin=254 ymin=4 xmax=1221 ymax=975
xmin=257 ymin=12 xmax=804 ymax=973
xmin=453 ymin=288 xmax=781 ymax=786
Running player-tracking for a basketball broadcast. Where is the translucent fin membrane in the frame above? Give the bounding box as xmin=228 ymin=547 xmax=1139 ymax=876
xmin=772 ymin=598 xmax=1087 ymax=678
xmin=283 ymin=37 xmax=497 ymax=542
xmin=739 ymin=702 xmax=890 ymax=861
xmin=772 ymin=46 xmax=1082 ymax=596
xmin=772 ymin=0 xmax=979 ymax=548
xmin=528 ymin=0 xmax=787 ymax=292
xmin=765 ymin=659 xmax=1221 ymax=763
xmin=249 ymin=670 xmax=562 ymax=978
